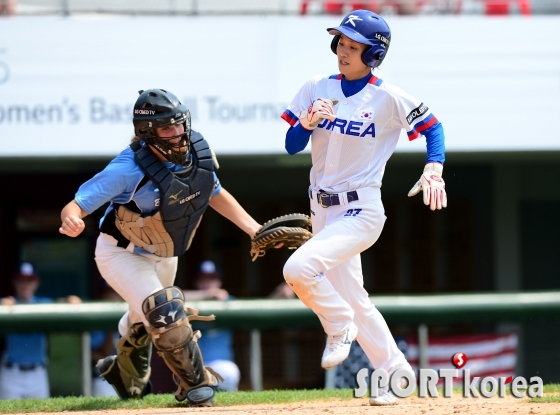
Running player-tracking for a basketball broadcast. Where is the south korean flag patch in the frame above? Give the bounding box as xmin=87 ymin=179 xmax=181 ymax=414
xmin=359 ymin=109 xmax=374 ymax=120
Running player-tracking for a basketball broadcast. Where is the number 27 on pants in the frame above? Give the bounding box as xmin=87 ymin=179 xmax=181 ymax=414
xmin=344 ymin=209 xmax=362 ymax=217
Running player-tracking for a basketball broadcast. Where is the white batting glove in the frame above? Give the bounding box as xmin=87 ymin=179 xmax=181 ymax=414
xmin=298 ymin=98 xmax=337 ymax=130
xmin=408 ymin=162 xmax=447 ymax=211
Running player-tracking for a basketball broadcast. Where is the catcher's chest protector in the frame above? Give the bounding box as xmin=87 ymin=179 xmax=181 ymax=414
xmin=117 ymin=133 xmax=215 ymax=257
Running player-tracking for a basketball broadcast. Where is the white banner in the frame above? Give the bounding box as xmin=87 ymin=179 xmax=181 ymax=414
xmin=1 ymin=15 xmax=559 ymax=156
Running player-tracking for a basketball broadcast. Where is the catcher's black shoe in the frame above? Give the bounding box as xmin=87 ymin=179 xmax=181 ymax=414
xmin=96 ymin=356 xmax=152 ymax=399
xmin=97 ymin=356 xmax=129 ymax=399
xmin=172 ymin=369 xmax=220 ymax=406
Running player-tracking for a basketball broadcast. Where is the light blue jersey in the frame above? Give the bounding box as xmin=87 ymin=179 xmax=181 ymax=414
xmin=3 ymin=297 xmax=53 ymax=365
xmin=74 ymin=142 xmax=221 ymax=255
xmin=198 ymin=328 xmax=233 ymax=362
xmin=75 ymin=143 xmax=221 ymax=224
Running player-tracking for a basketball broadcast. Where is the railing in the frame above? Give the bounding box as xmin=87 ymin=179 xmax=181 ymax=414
xmin=2 ymin=291 xmax=560 ymax=395
xmin=4 ymin=0 xmax=560 ymax=16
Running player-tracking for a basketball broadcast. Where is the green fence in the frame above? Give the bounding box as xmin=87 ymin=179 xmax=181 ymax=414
xmin=2 ymin=291 xmax=560 ymax=395
xmin=2 ymin=291 xmax=560 ymax=332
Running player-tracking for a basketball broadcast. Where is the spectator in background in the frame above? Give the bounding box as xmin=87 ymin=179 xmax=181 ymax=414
xmin=90 ymin=286 xmax=122 ymax=397
xmin=0 ymin=0 xmax=16 ymax=17
xmin=183 ymin=261 xmax=240 ymax=392
xmin=0 ymin=263 xmax=81 ymax=399
xmin=268 ymin=281 xmax=296 ymax=299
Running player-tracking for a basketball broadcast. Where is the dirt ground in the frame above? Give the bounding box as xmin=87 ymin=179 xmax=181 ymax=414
xmin=15 ymin=396 xmax=560 ymax=415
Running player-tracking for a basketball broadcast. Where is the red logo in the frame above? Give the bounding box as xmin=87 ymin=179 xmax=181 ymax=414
xmin=430 ymin=175 xmax=442 ymax=182
xmin=452 ymin=352 xmax=467 ymax=369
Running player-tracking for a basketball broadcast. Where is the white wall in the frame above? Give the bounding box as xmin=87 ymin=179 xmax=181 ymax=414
xmin=1 ymin=15 xmax=559 ymax=156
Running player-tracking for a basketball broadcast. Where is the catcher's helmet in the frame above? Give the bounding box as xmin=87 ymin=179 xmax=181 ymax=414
xmin=133 ymin=89 xmax=192 ymax=167
xmin=327 ymin=9 xmax=391 ymax=68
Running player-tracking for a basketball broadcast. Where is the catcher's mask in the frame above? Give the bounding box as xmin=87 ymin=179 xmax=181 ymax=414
xmin=327 ymin=9 xmax=391 ymax=69
xmin=133 ymin=89 xmax=192 ymax=167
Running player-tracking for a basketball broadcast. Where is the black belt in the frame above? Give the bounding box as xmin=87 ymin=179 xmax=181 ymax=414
xmin=313 ymin=190 xmax=359 ymax=208
xmin=4 ymin=362 xmax=44 ymax=371
xmin=100 ymin=207 xmax=132 ymax=249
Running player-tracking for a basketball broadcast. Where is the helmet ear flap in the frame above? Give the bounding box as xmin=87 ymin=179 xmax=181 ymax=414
xmin=330 ymin=35 xmax=340 ymax=55
xmin=362 ymin=46 xmax=387 ymax=68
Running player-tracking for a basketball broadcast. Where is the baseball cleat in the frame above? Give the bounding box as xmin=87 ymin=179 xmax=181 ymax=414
xmin=96 ymin=356 xmax=152 ymax=400
xmin=96 ymin=356 xmax=131 ymax=399
xmin=369 ymin=390 xmax=399 ymax=405
xmin=321 ymin=322 xmax=358 ymax=369
xmin=370 ymin=372 xmax=412 ymax=405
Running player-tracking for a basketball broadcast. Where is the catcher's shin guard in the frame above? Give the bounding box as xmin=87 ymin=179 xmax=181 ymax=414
xmin=96 ymin=322 xmax=153 ymax=400
xmin=142 ymin=286 xmax=222 ymax=405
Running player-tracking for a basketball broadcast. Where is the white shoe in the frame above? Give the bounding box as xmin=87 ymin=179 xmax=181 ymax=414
xmin=321 ymin=322 xmax=358 ymax=369
xmin=369 ymin=372 xmax=412 ymax=406
xmin=369 ymin=390 xmax=398 ymax=406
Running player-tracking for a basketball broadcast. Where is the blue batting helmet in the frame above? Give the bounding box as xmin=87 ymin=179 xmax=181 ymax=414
xmin=327 ymin=9 xmax=391 ymax=68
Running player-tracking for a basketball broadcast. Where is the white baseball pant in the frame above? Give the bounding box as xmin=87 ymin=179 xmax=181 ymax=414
xmin=205 ymin=359 xmax=240 ymax=392
xmin=284 ymin=187 xmax=411 ymax=374
xmin=92 ymin=376 xmax=118 ymax=397
xmin=94 ymin=233 xmax=178 ymax=336
xmin=0 ymin=364 xmax=49 ymax=399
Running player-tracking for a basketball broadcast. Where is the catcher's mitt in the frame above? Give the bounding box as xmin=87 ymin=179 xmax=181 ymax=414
xmin=250 ymin=213 xmax=313 ymax=261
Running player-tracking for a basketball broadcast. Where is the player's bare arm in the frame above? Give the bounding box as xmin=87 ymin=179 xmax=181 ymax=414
xmin=208 ymin=188 xmax=261 ymax=238
xmin=59 ymin=199 xmax=88 ymax=237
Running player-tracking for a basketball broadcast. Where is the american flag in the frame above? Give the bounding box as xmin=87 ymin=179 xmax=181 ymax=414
xmin=406 ymin=332 xmax=518 ymax=386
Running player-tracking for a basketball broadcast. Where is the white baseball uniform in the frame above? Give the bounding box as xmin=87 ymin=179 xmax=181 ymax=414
xmin=281 ymin=72 xmax=444 ymax=377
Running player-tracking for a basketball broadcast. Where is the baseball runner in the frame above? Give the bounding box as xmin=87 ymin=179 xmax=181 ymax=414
xmin=280 ymin=10 xmax=447 ymax=405
xmin=59 ymin=89 xmax=263 ymax=406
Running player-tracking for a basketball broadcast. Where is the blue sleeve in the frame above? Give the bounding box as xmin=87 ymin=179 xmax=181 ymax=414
xmin=74 ymin=148 xmax=145 ymax=214
xmin=285 ymin=124 xmax=313 ymax=155
xmin=424 ymin=121 xmax=445 ymax=165
xmin=212 ymin=171 xmax=222 ymax=198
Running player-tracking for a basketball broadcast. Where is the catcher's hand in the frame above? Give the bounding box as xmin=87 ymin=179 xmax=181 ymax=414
xmin=298 ymin=98 xmax=338 ymax=130
xmin=408 ymin=162 xmax=447 ymax=211
xmin=250 ymin=213 xmax=313 ymax=261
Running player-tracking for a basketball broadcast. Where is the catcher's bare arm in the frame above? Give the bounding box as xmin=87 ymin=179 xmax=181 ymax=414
xmin=209 ymin=188 xmax=261 ymax=238
xmin=59 ymin=200 xmax=88 ymax=237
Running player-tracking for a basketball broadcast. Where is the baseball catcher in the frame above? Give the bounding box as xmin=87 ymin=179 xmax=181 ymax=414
xmin=60 ymin=88 xmax=267 ymax=406
xmin=250 ymin=213 xmax=313 ymax=261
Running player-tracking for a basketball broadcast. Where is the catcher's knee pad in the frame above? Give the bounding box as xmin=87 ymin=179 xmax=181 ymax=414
xmin=96 ymin=322 xmax=153 ymax=400
xmin=142 ymin=286 xmax=222 ymax=405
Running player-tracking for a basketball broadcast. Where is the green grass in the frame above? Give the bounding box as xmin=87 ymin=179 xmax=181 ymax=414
xmin=1 ymin=385 xmax=559 ymax=413
xmin=0 ymin=389 xmax=355 ymax=413
xmin=528 ymin=383 xmax=560 ymax=403
xmin=543 ymin=384 xmax=560 ymax=394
